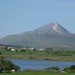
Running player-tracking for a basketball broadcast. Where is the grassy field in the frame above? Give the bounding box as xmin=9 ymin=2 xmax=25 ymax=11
xmin=0 ymin=72 xmax=75 ymax=75
xmin=0 ymin=49 xmax=75 ymax=61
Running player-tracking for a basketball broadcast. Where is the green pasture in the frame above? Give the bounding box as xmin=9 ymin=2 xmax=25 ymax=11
xmin=0 ymin=72 xmax=75 ymax=75
xmin=1 ymin=49 xmax=75 ymax=61
xmin=1 ymin=49 xmax=75 ymax=55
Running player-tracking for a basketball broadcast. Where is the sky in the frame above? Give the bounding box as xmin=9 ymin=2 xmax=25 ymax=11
xmin=0 ymin=0 xmax=75 ymax=38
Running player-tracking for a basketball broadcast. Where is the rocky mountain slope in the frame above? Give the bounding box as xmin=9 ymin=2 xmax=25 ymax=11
xmin=0 ymin=22 xmax=75 ymax=49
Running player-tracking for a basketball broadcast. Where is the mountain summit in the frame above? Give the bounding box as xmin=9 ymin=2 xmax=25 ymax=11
xmin=33 ymin=22 xmax=71 ymax=35
xmin=20 ymin=22 xmax=72 ymax=38
xmin=0 ymin=22 xmax=75 ymax=49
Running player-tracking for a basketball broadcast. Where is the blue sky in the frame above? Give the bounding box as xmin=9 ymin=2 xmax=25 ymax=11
xmin=0 ymin=0 xmax=75 ymax=38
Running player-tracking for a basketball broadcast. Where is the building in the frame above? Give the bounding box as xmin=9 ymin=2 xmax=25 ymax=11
xmin=11 ymin=49 xmax=15 ymax=51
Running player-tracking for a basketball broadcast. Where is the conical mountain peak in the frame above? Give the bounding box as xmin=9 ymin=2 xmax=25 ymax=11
xmin=52 ymin=22 xmax=69 ymax=34
xmin=0 ymin=22 xmax=75 ymax=49
xmin=33 ymin=22 xmax=70 ymax=35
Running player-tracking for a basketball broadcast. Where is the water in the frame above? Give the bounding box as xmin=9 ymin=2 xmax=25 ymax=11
xmin=8 ymin=59 xmax=75 ymax=71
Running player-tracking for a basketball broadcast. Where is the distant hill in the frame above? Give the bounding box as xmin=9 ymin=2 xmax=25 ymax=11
xmin=0 ymin=22 xmax=75 ymax=49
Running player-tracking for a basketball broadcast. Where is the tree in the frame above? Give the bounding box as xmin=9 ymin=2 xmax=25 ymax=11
xmin=63 ymin=67 xmax=70 ymax=71
xmin=20 ymin=49 xmax=26 ymax=52
xmin=33 ymin=48 xmax=36 ymax=51
xmin=70 ymin=65 xmax=75 ymax=70
xmin=0 ymin=56 xmax=20 ymax=73
xmin=15 ymin=49 xmax=18 ymax=52
xmin=5 ymin=46 xmax=7 ymax=50
xmin=33 ymin=48 xmax=37 ymax=51
xmin=0 ymin=52 xmax=2 ymax=55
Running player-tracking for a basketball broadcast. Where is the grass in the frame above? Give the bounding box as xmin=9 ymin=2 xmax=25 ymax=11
xmin=0 ymin=72 xmax=75 ymax=75
xmin=1 ymin=49 xmax=75 ymax=61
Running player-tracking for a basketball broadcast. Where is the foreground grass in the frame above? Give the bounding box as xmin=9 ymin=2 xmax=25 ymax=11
xmin=0 ymin=72 xmax=75 ymax=75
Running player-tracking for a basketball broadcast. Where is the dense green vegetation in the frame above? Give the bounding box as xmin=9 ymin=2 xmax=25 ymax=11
xmin=63 ymin=65 xmax=75 ymax=71
xmin=1 ymin=48 xmax=75 ymax=61
xmin=0 ymin=45 xmax=75 ymax=61
xmin=0 ymin=56 xmax=20 ymax=73
xmin=1 ymin=48 xmax=75 ymax=55
xmin=1 ymin=46 xmax=75 ymax=74
xmin=45 ymin=66 xmax=60 ymax=70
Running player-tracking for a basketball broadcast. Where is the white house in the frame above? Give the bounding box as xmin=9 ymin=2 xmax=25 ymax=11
xmin=39 ymin=48 xmax=44 ymax=50
xmin=29 ymin=47 xmax=34 ymax=50
xmin=11 ymin=49 xmax=15 ymax=51
xmin=22 ymin=47 xmax=26 ymax=49
xmin=7 ymin=47 xmax=13 ymax=50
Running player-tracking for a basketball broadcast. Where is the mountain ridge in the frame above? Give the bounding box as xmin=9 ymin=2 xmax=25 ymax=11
xmin=0 ymin=22 xmax=75 ymax=49
xmin=33 ymin=22 xmax=71 ymax=34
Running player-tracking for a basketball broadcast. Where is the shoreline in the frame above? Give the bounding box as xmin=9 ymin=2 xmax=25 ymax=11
xmin=1 ymin=54 xmax=75 ymax=61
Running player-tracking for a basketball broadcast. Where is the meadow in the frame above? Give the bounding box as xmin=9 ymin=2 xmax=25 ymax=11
xmin=0 ymin=48 xmax=75 ymax=61
xmin=0 ymin=72 xmax=75 ymax=75
xmin=1 ymin=48 xmax=75 ymax=74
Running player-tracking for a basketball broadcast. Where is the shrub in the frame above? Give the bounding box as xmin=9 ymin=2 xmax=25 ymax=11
xmin=33 ymin=49 xmax=36 ymax=51
xmin=0 ymin=52 xmax=2 ymax=55
xmin=45 ymin=66 xmax=60 ymax=70
xmin=29 ymin=56 xmax=33 ymax=59
xmin=0 ymin=56 xmax=20 ymax=73
xmin=20 ymin=49 xmax=26 ymax=52
xmin=70 ymin=65 xmax=75 ymax=70
xmin=13 ymin=65 xmax=20 ymax=71
xmin=5 ymin=46 xmax=7 ymax=50
xmin=33 ymin=49 xmax=37 ymax=52
xmin=15 ymin=49 xmax=18 ymax=52
xmin=29 ymin=53 xmax=31 ymax=54
xmin=52 ymin=54 xmax=54 ymax=55
xmin=63 ymin=67 xmax=70 ymax=71
xmin=46 ymin=50 xmax=48 ymax=52
xmin=4 ymin=70 xmax=11 ymax=73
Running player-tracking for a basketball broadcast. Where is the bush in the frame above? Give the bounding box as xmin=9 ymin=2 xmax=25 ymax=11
xmin=5 ymin=46 xmax=7 ymax=50
xmin=13 ymin=65 xmax=20 ymax=71
xmin=0 ymin=56 xmax=20 ymax=73
xmin=45 ymin=66 xmax=60 ymax=70
xmin=4 ymin=70 xmax=11 ymax=73
xmin=63 ymin=67 xmax=70 ymax=71
xmin=29 ymin=53 xmax=31 ymax=54
xmin=15 ymin=49 xmax=18 ymax=52
xmin=0 ymin=52 xmax=2 ymax=55
xmin=20 ymin=49 xmax=26 ymax=52
xmin=29 ymin=56 xmax=33 ymax=59
xmin=63 ymin=65 xmax=75 ymax=71
xmin=70 ymin=65 xmax=75 ymax=70
xmin=33 ymin=49 xmax=37 ymax=51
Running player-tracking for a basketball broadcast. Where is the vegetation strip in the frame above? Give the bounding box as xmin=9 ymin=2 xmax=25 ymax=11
xmin=1 ymin=47 xmax=75 ymax=61
xmin=1 ymin=72 xmax=75 ymax=75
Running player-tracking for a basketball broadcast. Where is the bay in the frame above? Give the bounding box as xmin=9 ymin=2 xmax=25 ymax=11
xmin=8 ymin=59 xmax=75 ymax=71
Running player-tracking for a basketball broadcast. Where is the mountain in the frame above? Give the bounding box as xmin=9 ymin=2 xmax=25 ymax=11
xmin=0 ymin=22 xmax=75 ymax=49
